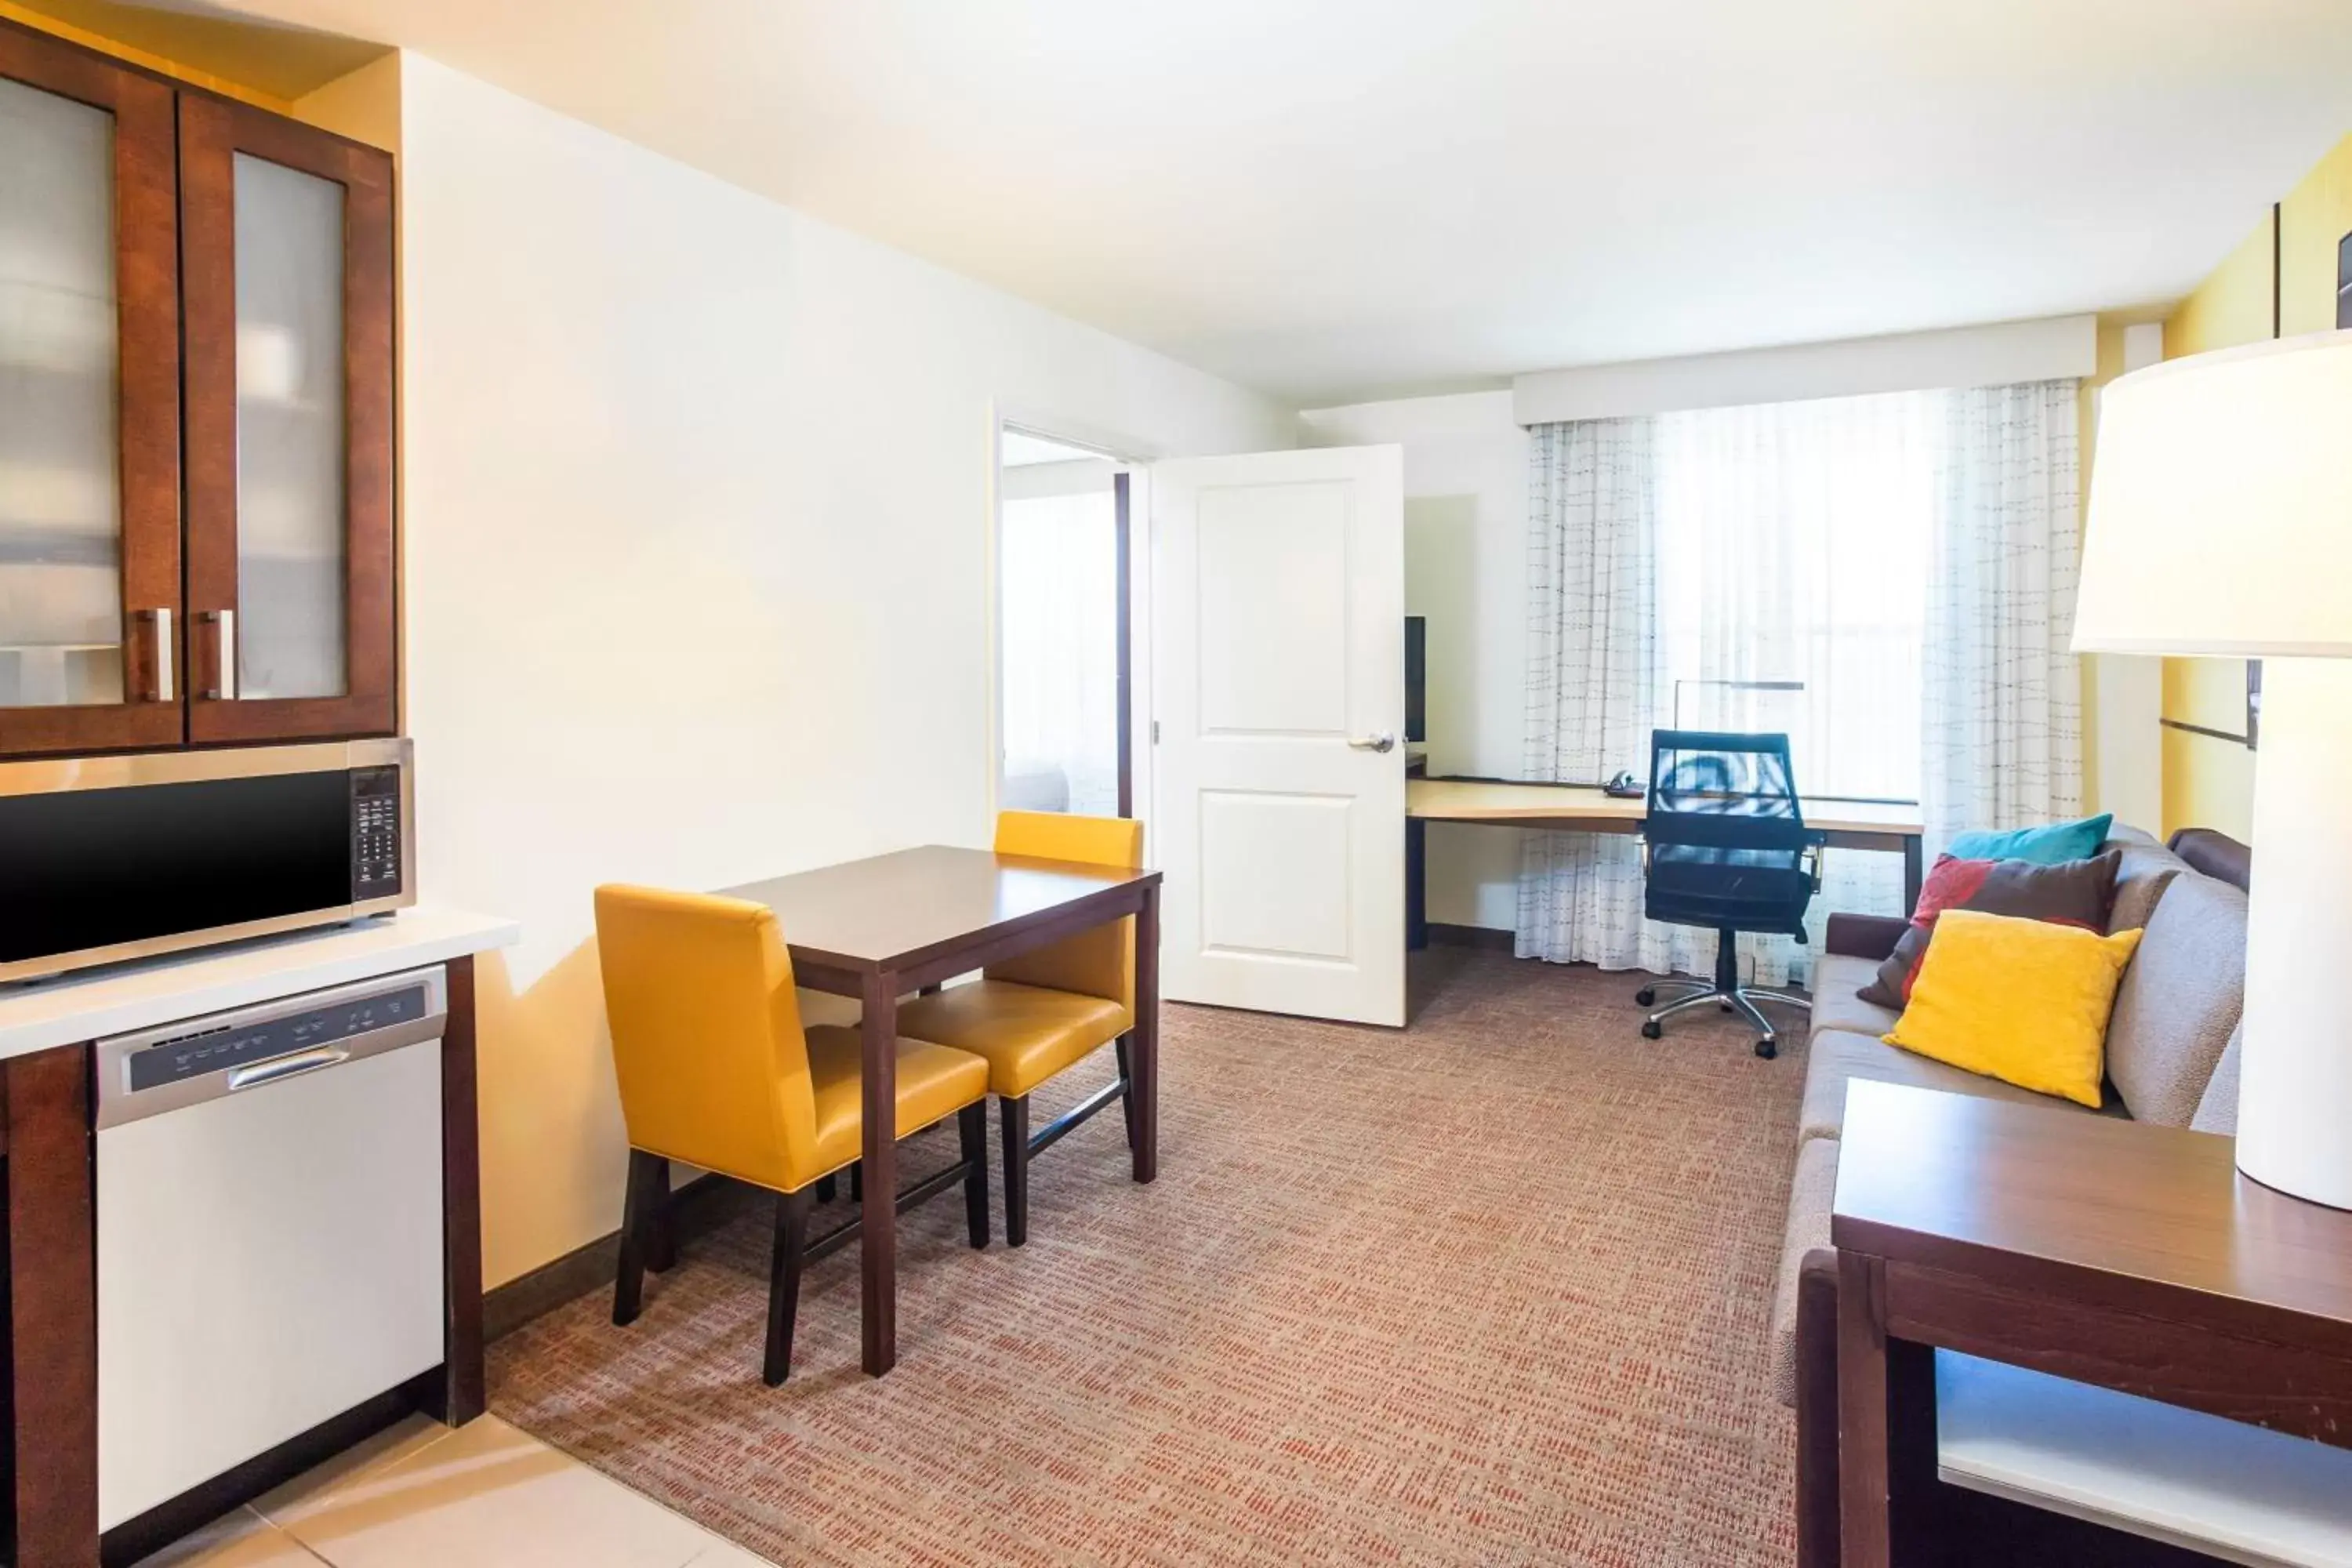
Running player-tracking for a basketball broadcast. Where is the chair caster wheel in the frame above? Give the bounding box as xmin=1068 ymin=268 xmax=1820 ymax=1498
xmin=1635 ymin=986 xmax=1657 ymax=1007
xmin=1755 ymin=1036 xmax=1778 ymax=1060
xmin=1640 ymin=1019 xmax=1663 ymax=1040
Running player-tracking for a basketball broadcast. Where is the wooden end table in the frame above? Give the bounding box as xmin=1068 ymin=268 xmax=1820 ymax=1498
xmin=1833 ymin=1079 xmax=2352 ymax=1567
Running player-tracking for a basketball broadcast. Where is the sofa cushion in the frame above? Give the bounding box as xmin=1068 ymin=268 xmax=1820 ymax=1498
xmin=1769 ymin=1134 xmax=1838 ymax=1408
xmin=1947 ymin=812 xmax=2114 ymax=866
xmin=2105 ymin=872 xmax=2249 ymax=1127
xmin=1806 ymin=954 xmax=1900 ymax=1042
xmin=2191 ymin=1023 xmax=2242 ymax=1135
xmin=1798 ymin=1028 xmax=2115 ymax=1144
xmin=1857 ymin=851 xmax=2122 ymax=1009
xmin=2107 ymin=837 xmax=2193 ymax=935
xmin=1884 ymin=912 xmax=2143 ymax=1110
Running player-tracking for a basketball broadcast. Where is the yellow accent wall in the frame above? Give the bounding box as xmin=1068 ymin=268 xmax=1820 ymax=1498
xmin=2283 ymin=135 xmax=2352 ymax=337
xmin=2155 ymin=132 xmax=2352 ymax=841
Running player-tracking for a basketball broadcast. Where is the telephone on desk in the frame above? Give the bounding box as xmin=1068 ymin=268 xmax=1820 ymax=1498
xmin=1602 ymin=771 xmax=1643 ymax=800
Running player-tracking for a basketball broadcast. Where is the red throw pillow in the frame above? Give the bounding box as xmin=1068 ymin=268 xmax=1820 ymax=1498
xmin=1857 ymin=848 xmax=2122 ymax=1009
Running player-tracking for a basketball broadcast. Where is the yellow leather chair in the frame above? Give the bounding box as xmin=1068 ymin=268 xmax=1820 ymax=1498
xmin=895 ymin=811 xmax=1142 ymax=1246
xmin=594 ymin=884 xmax=991 ymax=1384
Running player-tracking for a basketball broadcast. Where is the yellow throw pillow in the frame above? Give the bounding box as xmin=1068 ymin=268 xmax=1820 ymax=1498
xmin=1882 ymin=908 xmax=2144 ymax=1109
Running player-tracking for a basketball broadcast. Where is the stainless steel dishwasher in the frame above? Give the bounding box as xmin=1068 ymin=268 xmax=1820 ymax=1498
xmin=93 ymin=967 xmax=450 ymax=1532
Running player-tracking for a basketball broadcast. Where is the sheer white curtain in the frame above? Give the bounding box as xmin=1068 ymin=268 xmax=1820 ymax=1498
xmin=1516 ymin=380 xmax=2083 ymax=984
xmin=1516 ymin=418 xmax=1675 ymax=971
xmin=1922 ymin=381 xmax=2084 ymax=844
xmin=1000 ymin=483 xmax=1120 ymax=816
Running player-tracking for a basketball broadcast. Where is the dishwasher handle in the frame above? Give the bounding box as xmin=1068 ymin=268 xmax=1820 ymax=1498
xmin=227 ymin=1048 xmax=350 ymax=1092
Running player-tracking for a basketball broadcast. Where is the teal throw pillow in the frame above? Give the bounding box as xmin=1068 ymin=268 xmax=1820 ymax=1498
xmin=1945 ymin=813 xmax=2114 ymax=866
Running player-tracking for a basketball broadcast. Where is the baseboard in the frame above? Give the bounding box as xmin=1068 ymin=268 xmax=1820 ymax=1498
xmin=1428 ymin=922 xmax=1514 ymax=952
xmin=483 ymin=1172 xmax=746 ymax=1342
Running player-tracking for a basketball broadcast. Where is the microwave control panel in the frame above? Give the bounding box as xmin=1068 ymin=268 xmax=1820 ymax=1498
xmin=351 ymin=765 xmax=404 ymax=900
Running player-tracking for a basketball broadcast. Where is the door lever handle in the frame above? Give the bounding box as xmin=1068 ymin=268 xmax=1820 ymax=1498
xmin=1348 ymin=732 xmax=1397 ymax=753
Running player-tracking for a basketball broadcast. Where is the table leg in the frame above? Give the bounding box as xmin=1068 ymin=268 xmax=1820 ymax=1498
xmin=1406 ymin=816 xmax=1428 ymax=952
xmin=1902 ymin=834 xmax=1923 ymax=914
xmin=858 ymin=970 xmax=898 ymax=1376
xmin=1838 ymin=1250 xmax=1893 ymax=1568
xmin=1131 ymin=883 xmax=1160 ymax=1184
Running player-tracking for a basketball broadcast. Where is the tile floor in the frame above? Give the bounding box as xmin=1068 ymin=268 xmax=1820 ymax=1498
xmin=137 ymin=1414 xmax=768 ymax=1568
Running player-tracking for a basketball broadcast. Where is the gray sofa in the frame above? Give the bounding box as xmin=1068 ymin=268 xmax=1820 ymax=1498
xmin=1773 ymin=824 xmax=2251 ymax=1568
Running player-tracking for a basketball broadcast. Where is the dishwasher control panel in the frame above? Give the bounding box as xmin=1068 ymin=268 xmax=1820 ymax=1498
xmin=96 ymin=966 xmax=448 ymax=1130
xmin=127 ymin=983 xmax=432 ymax=1093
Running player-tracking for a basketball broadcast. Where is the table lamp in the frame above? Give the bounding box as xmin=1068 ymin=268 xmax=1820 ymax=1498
xmin=2075 ymin=328 xmax=2352 ymax=1208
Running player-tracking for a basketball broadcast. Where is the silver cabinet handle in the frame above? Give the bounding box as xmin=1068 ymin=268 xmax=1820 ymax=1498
xmin=135 ymin=608 xmax=172 ymax=701
xmin=228 ymin=1047 xmax=347 ymax=1091
xmin=199 ymin=608 xmax=236 ymax=700
xmin=1348 ymin=732 xmax=1397 ymax=753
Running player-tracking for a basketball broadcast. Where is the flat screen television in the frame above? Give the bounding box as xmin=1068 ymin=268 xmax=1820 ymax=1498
xmin=1405 ymin=615 xmax=1426 ymax=744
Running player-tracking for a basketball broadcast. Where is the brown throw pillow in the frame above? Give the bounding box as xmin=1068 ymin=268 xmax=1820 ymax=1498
xmin=1857 ymin=848 xmax=2122 ymax=1009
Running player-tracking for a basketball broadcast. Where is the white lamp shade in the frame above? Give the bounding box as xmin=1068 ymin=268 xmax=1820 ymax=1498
xmin=2075 ymin=328 xmax=2352 ymax=658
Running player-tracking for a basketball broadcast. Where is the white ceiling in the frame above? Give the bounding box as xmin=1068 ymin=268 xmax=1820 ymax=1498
xmin=176 ymin=0 xmax=2352 ymax=405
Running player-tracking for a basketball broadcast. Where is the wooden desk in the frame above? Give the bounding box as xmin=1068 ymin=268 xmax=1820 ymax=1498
xmin=1404 ymin=779 xmax=1928 ymax=942
xmin=1832 ymin=1080 xmax=2352 ymax=1567
xmin=720 ymin=846 xmax=1162 ymax=1377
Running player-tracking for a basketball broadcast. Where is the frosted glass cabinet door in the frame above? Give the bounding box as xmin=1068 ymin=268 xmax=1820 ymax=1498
xmin=0 ymin=29 xmax=181 ymax=757
xmin=182 ymin=95 xmax=395 ymax=744
xmin=230 ymin=152 xmax=347 ymax=702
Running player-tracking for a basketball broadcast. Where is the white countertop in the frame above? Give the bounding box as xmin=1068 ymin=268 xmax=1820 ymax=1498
xmin=0 ymin=908 xmax=521 ymax=1062
xmin=1939 ymin=1352 xmax=2352 ymax=1567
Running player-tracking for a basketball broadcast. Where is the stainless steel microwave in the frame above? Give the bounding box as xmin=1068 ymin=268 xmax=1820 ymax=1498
xmin=0 ymin=739 xmax=414 ymax=983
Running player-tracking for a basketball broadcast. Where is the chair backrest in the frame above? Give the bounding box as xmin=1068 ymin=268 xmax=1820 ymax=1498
xmin=988 ymin=810 xmax=1145 ymax=1007
xmin=593 ymin=885 xmax=819 ymax=1192
xmin=1644 ymin=729 xmax=1814 ymax=852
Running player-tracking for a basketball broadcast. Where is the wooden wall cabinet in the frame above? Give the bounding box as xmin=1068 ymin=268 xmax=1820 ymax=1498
xmin=0 ymin=20 xmax=395 ymax=761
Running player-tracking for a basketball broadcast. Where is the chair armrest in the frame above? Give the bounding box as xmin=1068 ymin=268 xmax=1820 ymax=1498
xmin=1795 ymin=1247 xmax=1842 ymax=1568
xmin=1824 ymin=913 xmax=1908 ymax=961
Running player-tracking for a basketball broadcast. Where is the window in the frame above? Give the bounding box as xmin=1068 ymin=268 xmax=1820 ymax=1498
xmin=1653 ymin=390 xmax=1935 ymax=802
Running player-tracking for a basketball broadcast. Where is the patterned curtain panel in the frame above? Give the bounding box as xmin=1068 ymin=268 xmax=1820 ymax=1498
xmin=1515 ymin=379 xmax=2085 ymax=985
xmin=1922 ymin=379 xmax=2085 ymax=847
xmin=1515 ymin=417 xmax=1682 ymax=972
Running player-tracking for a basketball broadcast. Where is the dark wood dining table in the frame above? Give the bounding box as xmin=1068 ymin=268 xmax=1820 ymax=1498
xmin=719 ymin=844 xmax=1163 ymax=1376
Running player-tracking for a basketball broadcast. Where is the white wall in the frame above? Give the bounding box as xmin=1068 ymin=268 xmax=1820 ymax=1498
xmin=1298 ymin=393 xmax=1527 ymax=932
xmin=393 ymin=54 xmax=1293 ymax=1286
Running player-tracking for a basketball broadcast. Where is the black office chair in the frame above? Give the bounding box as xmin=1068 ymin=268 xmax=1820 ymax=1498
xmin=1633 ymin=729 xmax=1825 ymax=1059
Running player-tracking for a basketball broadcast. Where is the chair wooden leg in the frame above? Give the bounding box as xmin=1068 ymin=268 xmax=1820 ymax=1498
xmin=613 ymin=1148 xmax=663 ymax=1326
xmin=959 ymin=1101 xmax=991 ymax=1249
xmin=764 ymin=1185 xmax=816 ymax=1387
xmin=815 ymin=1173 xmax=837 ymax=1203
xmin=1000 ymin=1094 xmax=1031 ymax=1248
xmin=1114 ymin=1033 xmax=1138 ymax=1152
xmin=644 ymin=1154 xmax=676 ymax=1273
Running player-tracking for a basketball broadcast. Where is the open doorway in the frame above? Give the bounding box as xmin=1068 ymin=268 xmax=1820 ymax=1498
xmin=996 ymin=426 xmax=1134 ymax=818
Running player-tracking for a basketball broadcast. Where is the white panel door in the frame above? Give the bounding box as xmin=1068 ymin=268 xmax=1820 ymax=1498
xmin=1152 ymin=445 xmax=1404 ymax=1025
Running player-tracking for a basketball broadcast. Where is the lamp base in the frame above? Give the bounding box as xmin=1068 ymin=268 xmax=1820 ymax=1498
xmin=2234 ymin=658 xmax=2352 ymax=1210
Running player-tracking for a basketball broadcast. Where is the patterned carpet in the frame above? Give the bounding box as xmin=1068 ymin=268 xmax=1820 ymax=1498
xmin=491 ymin=951 xmax=1806 ymax=1566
